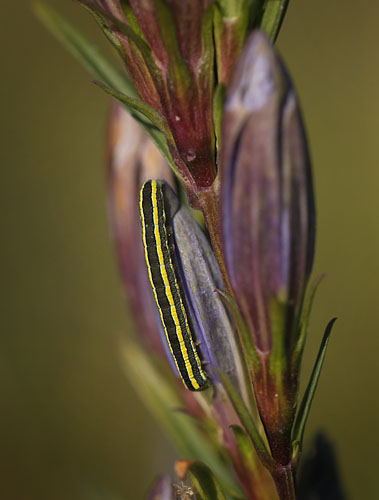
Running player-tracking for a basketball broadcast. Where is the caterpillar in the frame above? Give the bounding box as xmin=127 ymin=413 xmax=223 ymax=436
xmin=139 ymin=180 xmax=209 ymax=391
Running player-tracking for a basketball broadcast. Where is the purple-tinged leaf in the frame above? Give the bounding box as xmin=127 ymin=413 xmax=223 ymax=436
xmin=213 ymin=0 xmax=252 ymax=84
xmin=76 ymin=0 xmax=217 ymax=195
xmin=231 ymin=425 xmax=277 ymax=500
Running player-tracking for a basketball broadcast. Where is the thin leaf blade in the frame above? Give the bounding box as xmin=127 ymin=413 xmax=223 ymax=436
xmin=260 ymin=0 xmax=290 ymax=42
xmin=188 ymin=461 xmax=227 ymax=500
xmin=217 ymin=370 xmax=274 ymax=471
xmin=292 ymin=274 xmax=325 ymax=369
xmin=34 ymin=2 xmax=136 ymax=97
xmin=95 ymin=81 xmax=178 ymax=173
xmin=122 ymin=341 xmax=244 ymax=498
xmin=292 ymin=318 xmax=337 ymax=457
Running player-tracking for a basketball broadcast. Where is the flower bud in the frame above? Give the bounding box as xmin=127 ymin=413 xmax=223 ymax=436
xmin=79 ymin=0 xmax=217 ymax=192
xmin=107 ymin=102 xmax=174 ymax=351
xmin=168 ymin=185 xmax=246 ymax=394
xmin=220 ymin=31 xmax=315 ymax=463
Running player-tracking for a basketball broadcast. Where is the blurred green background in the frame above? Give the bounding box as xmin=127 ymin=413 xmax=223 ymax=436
xmin=1 ymin=1 xmax=378 ymax=498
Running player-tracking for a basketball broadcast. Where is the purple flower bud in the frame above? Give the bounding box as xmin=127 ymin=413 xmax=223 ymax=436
xmin=221 ymin=30 xmax=315 ymax=355
xmin=220 ymin=31 xmax=315 ymax=463
xmin=145 ymin=475 xmax=174 ymax=500
xmin=107 ymin=102 xmax=174 ymax=351
xmin=169 ymin=188 xmax=246 ymax=394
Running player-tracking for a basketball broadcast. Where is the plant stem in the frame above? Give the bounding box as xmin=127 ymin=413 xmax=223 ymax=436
xmin=272 ymin=466 xmax=296 ymax=500
xmin=197 ymin=187 xmax=233 ymax=295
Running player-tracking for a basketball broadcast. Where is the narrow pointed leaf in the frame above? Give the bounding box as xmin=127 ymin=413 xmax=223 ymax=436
xmin=292 ymin=318 xmax=337 ymax=455
xmin=95 ymin=81 xmax=177 ymax=172
xmin=217 ymin=289 xmax=260 ymax=369
xmin=260 ymin=0 xmax=290 ymax=41
xmin=231 ymin=425 xmax=260 ymax=472
xmin=34 ymin=2 xmax=136 ymax=97
xmin=217 ymin=370 xmax=274 ymax=471
xmin=122 ymin=341 xmax=244 ymax=499
xmin=95 ymin=81 xmax=167 ymax=133
xmin=75 ymin=0 xmax=128 ymax=56
xmin=292 ymin=274 xmax=325 ymax=368
xmin=231 ymin=425 xmax=277 ymax=500
xmin=187 ymin=461 xmax=227 ymax=500
xmin=250 ymin=0 xmax=266 ymax=26
xmin=213 ymin=0 xmax=252 ymax=83
xmin=213 ymin=84 xmax=226 ymax=155
xmin=76 ymin=0 xmax=160 ymax=72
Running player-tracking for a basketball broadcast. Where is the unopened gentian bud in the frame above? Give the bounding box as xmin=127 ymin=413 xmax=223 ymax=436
xmin=107 ymin=102 xmax=174 ymax=351
xmin=167 ymin=185 xmax=246 ymax=394
xmin=221 ymin=31 xmax=315 ymax=464
xmin=78 ymin=0 xmax=217 ymax=193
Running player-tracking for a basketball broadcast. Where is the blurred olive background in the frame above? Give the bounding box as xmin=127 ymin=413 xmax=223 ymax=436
xmin=1 ymin=1 xmax=378 ymax=499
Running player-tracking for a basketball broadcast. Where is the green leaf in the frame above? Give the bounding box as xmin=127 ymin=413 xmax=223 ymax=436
xmin=292 ymin=274 xmax=325 ymax=370
xmin=216 ymin=369 xmax=274 ymax=471
xmin=34 ymin=2 xmax=136 ymax=97
xmin=95 ymin=81 xmax=166 ymax=132
xmin=94 ymin=81 xmax=178 ymax=174
xmin=188 ymin=461 xmax=227 ymax=500
xmin=153 ymin=0 xmax=193 ymax=90
xmin=292 ymin=318 xmax=337 ymax=458
xmin=79 ymin=3 xmax=128 ymax=57
xmin=231 ymin=426 xmax=276 ymax=500
xmin=260 ymin=0 xmax=290 ymax=41
xmin=217 ymin=290 xmax=260 ymax=369
xmin=215 ymin=290 xmax=258 ymax=415
xmin=213 ymin=84 xmax=226 ymax=157
xmin=122 ymin=341 xmax=244 ymax=499
xmin=231 ymin=425 xmax=260 ymax=471
xmin=76 ymin=0 xmax=162 ymax=79
xmin=250 ymin=1 xmax=266 ymax=27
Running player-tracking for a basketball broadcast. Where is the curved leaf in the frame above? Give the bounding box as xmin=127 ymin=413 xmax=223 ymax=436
xmin=292 ymin=274 xmax=325 ymax=370
xmin=122 ymin=341 xmax=244 ymax=498
xmin=34 ymin=2 xmax=136 ymax=97
xmin=217 ymin=370 xmax=274 ymax=472
xmin=292 ymin=318 xmax=337 ymax=458
xmin=188 ymin=461 xmax=227 ymax=500
xmin=260 ymin=0 xmax=290 ymax=41
xmin=95 ymin=81 xmax=177 ymax=173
